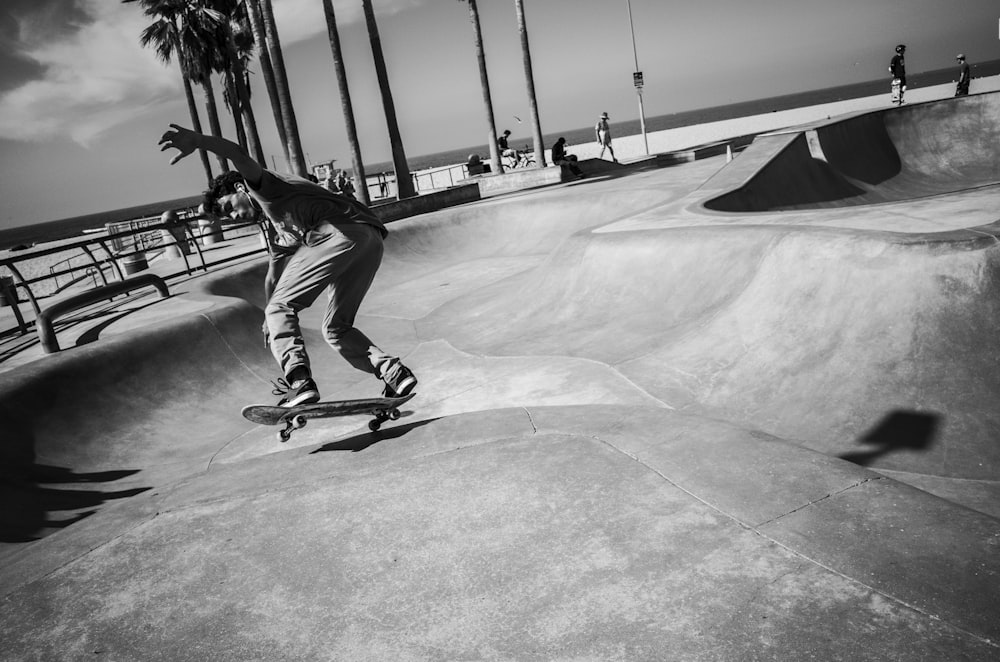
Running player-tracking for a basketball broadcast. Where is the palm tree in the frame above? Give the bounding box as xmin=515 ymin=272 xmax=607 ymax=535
xmin=321 ymin=0 xmax=369 ymax=205
xmin=211 ymin=0 xmax=266 ymax=165
xmin=124 ymin=0 xmax=216 ymax=183
xmin=244 ymin=0 xmax=290 ymax=170
xmin=258 ymin=0 xmax=307 ymax=176
xmin=362 ymin=0 xmax=415 ymax=199
xmin=514 ymin=0 xmax=545 ymax=166
xmin=459 ymin=0 xmax=503 ymax=174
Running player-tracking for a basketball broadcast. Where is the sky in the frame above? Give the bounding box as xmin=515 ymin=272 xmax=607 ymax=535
xmin=0 ymin=0 xmax=997 ymax=229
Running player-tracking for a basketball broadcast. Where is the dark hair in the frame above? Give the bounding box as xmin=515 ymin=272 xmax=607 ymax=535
xmin=202 ymin=171 xmax=245 ymax=212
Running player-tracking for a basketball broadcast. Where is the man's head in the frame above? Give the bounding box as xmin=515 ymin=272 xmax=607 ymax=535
xmin=204 ymin=171 xmax=258 ymax=221
xmin=895 ymin=44 xmax=906 ymax=54
xmin=503 ymin=129 xmax=511 ymax=137
xmin=957 ymin=53 xmax=966 ymax=62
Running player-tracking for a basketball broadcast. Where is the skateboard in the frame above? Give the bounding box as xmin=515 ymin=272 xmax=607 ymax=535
xmin=242 ymin=393 xmax=415 ymax=442
xmin=891 ymin=78 xmax=902 ymax=105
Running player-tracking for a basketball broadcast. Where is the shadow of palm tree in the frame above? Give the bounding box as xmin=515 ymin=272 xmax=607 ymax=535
xmin=839 ymin=410 xmax=941 ymax=466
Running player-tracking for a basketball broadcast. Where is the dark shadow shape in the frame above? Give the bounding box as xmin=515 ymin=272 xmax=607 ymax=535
xmin=1 ymin=402 xmax=153 ymax=544
xmin=73 ymin=296 xmax=174 ymax=347
xmin=30 ymin=464 xmax=140 ymax=483
xmin=839 ymin=409 xmax=941 ymax=467
xmin=311 ymin=416 xmax=439 ymax=454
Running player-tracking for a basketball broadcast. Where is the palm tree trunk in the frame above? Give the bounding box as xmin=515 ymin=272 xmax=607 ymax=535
xmin=182 ymin=72 xmax=214 ymax=185
xmin=514 ymin=0 xmax=545 ymax=166
xmin=466 ymin=0 xmax=502 ymax=174
xmin=224 ymin=72 xmax=249 ymax=151
xmin=362 ymin=0 xmax=415 ymax=199
xmin=224 ymin=30 xmax=266 ymax=165
xmin=245 ymin=0 xmax=290 ymax=171
xmin=322 ymin=0 xmax=369 ymax=205
xmin=259 ymin=0 xmax=307 ymax=176
xmin=201 ymin=76 xmax=230 ymax=173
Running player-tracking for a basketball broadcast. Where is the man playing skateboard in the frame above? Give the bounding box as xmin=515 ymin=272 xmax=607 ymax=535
xmin=158 ymin=124 xmax=417 ymax=407
xmin=889 ymin=44 xmax=907 ymax=105
xmin=955 ymin=54 xmax=971 ymax=96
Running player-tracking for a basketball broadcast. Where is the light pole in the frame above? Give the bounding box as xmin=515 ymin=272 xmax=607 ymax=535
xmin=626 ymin=0 xmax=649 ymax=155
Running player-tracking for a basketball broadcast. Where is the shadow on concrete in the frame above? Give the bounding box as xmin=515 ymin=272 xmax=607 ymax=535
xmin=0 ymin=414 xmax=150 ymax=543
xmin=311 ymin=416 xmax=439 ymax=454
xmin=839 ymin=410 xmax=941 ymax=467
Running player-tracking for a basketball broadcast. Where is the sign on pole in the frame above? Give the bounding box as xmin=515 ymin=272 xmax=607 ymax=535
xmin=633 ymin=71 xmax=644 ymax=88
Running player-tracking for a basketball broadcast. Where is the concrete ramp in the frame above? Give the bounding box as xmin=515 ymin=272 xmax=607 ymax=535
xmin=2 ymin=94 xmax=1000 ymax=659
xmin=706 ymin=92 xmax=1000 ymax=211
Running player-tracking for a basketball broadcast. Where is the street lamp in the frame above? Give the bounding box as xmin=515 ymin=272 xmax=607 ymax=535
xmin=625 ymin=0 xmax=649 ymax=155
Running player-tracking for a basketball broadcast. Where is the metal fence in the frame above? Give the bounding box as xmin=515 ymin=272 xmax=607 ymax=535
xmin=0 ymin=217 xmax=264 ymax=337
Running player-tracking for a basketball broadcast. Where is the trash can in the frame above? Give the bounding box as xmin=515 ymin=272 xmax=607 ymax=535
xmin=0 ymin=275 xmax=17 ymax=307
xmin=120 ymin=252 xmax=148 ymax=275
xmin=198 ymin=218 xmax=224 ymax=245
xmin=160 ymin=210 xmax=191 ymax=259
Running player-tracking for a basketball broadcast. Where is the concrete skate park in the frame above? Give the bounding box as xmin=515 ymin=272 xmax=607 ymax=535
xmin=1 ymin=92 xmax=998 ymax=660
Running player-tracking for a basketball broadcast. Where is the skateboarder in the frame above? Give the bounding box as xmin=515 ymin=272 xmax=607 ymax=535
xmin=955 ymin=54 xmax=971 ymax=96
xmin=158 ymin=124 xmax=417 ymax=407
xmin=889 ymin=44 xmax=907 ymax=104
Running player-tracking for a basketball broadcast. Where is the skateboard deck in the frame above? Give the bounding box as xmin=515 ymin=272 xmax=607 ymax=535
xmin=891 ymin=78 xmax=902 ymax=104
xmin=242 ymin=393 xmax=415 ymax=442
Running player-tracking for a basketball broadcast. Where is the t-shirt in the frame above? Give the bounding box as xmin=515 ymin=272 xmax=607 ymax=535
xmin=248 ymin=170 xmax=386 ymax=244
xmin=890 ymin=54 xmax=906 ymax=81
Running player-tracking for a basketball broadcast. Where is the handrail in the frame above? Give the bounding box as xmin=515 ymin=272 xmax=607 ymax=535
xmin=36 ymin=273 xmax=170 ymax=354
xmin=1 ymin=218 xmax=264 ymax=338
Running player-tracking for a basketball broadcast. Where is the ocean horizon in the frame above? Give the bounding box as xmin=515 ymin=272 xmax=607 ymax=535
xmin=3 ymin=58 xmax=997 ymax=251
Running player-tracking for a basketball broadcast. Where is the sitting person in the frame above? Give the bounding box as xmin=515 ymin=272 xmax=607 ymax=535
xmin=498 ymin=129 xmax=525 ymax=167
xmin=551 ymin=137 xmax=584 ymax=178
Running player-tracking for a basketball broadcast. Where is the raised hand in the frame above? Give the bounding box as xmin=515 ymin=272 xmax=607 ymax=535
xmin=158 ymin=124 xmax=199 ymax=165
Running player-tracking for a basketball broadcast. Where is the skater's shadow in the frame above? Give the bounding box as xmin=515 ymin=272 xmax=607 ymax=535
xmin=839 ymin=410 xmax=940 ymax=467
xmin=311 ymin=415 xmax=439 ymax=454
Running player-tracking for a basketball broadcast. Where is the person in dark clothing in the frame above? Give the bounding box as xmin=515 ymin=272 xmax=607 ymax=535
xmin=955 ymin=54 xmax=971 ymax=96
xmin=889 ymin=44 xmax=907 ymax=104
xmin=551 ymin=137 xmax=584 ymax=178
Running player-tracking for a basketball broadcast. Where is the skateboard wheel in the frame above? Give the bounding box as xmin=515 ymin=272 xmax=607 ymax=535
xmin=368 ymin=419 xmax=381 ymax=432
xmin=292 ymin=414 xmax=307 ymax=429
xmin=278 ymin=429 xmax=291 ymax=442
xmin=389 ymin=408 xmax=401 ymax=421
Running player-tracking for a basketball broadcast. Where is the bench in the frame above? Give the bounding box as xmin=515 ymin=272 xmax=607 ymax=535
xmin=37 ymin=273 xmax=170 ymax=354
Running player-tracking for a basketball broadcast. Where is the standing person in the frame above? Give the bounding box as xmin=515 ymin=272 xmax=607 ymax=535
xmin=551 ymin=137 xmax=584 ymax=178
xmin=595 ymin=112 xmax=617 ymax=163
xmin=955 ymin=54 xmax=971 ymax=96
xmin=889 ymin=44 xmax=907 ymax=104
xmin=158 ymin=123 xmax=418 ymax=407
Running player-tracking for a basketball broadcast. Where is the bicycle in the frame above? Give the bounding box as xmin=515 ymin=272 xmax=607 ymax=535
xmin=502 ymin=146 xmax=535 ymax=170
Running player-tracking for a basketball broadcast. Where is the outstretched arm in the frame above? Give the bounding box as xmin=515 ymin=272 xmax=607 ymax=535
xmin=158 ymin=124 xmax=264 ymax=188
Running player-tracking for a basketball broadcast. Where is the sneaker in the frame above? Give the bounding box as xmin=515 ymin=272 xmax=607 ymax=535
xmin=272 ymin=377 xmax=320 ymax=407
xmin=381 ymin=363 xmax=417 ymax=399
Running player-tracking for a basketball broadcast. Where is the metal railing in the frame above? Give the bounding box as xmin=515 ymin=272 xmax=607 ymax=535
xmin=0 ymin=218 xmax=264 ymax=337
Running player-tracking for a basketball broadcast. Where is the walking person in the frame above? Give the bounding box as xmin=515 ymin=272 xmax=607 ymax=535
xmin=955 ymin=54 xmax=971 ymax=96
xmin=595 ymin=112 xmax=617 ymax=163
xmin=889 ymin=44 xmax=907 ymax=104
xmin=158 ymin=124 xmax=418 ymax=407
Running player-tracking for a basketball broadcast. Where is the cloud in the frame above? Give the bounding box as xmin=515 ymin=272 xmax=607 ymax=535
xmin=0 ymin=0 xmax=174 ymax=145
xmin=274 ymin=0 xmax=425 ymax=44
xmin=0 ymin=0 xmax=426 ymax=146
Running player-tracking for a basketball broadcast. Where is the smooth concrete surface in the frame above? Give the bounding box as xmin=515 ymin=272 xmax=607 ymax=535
xmin=1 ymin=93 xmax=999 ymax=660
